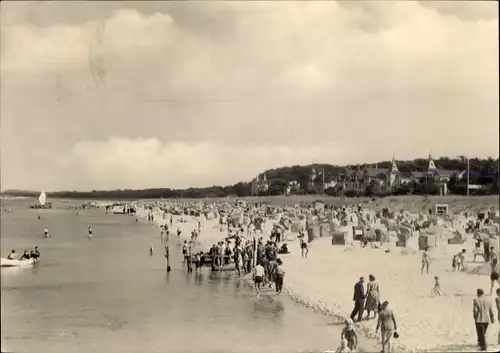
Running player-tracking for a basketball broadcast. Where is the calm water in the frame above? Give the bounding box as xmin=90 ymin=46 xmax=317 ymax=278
xmin=1 ymin=199 xmax=340 ymax=353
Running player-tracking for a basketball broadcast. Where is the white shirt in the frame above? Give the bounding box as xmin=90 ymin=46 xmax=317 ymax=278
xmin=254 ymin=265 xmax=265 ymax=277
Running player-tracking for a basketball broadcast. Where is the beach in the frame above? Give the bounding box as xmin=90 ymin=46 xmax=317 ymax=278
xmin=3 ymin=195 xmax=499 ymax=353
xmin=280 ymin=237 xmax=500 ymax=352
xmin=0 ymin=198 xmax=360 ymax=353
xmin=137 ymin=195 xmax=500 ymax=352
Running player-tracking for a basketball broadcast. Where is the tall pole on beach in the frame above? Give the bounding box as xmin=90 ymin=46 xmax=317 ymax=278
xmin=322 ymin=168 xmax=325 ymax=195
xmin=252 ymin=235 xmax=257 ymax=268
xmin=165 ymin=245 xmax=171 ymax=272
xmin=467 ymin=157 xmax=470 ymax=197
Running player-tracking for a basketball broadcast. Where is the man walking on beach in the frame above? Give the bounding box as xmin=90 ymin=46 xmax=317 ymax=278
xmin=350 ymin=277 xmax=365 ymax=322
xmin=253 ymin=262 xmax=265 ymax=297
xmin=376 ymin=301 xmax=397 ymax=353
xmin=473 ymin=288 xmax=495 ymax=351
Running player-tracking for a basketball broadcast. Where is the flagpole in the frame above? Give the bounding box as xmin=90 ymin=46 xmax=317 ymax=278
xmin=466 ymin=157 xmax=470 ymax=197
xmin=322 ymin=168 xmax=325 ymax=195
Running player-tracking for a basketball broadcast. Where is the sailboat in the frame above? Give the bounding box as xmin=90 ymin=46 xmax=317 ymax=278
xmin=39 ymin=191 xmax=47 ymax=206
xmin=29 ymin=191 xmax=52 ymax=209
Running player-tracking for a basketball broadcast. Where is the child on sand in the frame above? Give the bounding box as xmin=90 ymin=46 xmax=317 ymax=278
xmin=431 ymin=276 xmax=442 ymax=296
xmin=459 ymin=249 xmax=468 ymax=271
xmin=334 ymin=338 xmax=352 ymax=353
xmin=452 ymin=255 xmax=457 ymax=272
xmin=341 ymin=319 xmax=357 ymax=350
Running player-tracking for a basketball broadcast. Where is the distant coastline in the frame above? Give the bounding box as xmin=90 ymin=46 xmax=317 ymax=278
xmin=2 ymin=156 xmax=498 ymax=200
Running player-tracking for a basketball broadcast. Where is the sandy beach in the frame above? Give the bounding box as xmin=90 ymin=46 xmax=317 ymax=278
xmin=129 ymin=195 xmax=499 ymax=352
xmin=281 ymin=237 xmax=500 ymax=352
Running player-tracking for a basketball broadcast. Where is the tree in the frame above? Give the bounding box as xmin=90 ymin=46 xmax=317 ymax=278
xmin=268 ymin=179 xmax=288 ymax=196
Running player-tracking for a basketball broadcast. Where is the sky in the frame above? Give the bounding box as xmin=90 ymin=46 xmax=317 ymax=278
xmin=0 ymin=1 xmax=498 ymax=191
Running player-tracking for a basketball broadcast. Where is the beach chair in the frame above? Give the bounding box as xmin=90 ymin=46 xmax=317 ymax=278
xmin=447 ymin=229 xmax=467 ymax=245
xmin=331 ymin=231 xmax=347 ymax=245
xmin=396 ymin=233 xmax=409 ymax=247
xmin=352 ymin=226 xmax=364 ymax=241
xmin=418 ymin=234 xmax=436 ymax=251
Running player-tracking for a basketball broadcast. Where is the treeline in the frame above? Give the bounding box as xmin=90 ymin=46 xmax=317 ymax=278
xmin=1 ymin=156 xmax=498 ymax=199
xmin=1 ymin=184 xmax=252 ymax=200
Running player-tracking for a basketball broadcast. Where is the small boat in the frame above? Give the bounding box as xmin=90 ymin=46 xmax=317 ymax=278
xmin=29 ymin=190 xmax=52 ymax=209
xmin=39 ymin=191 xmax=47 ymax=206
xmin=1 ymin=258 xmax=36 ymax=268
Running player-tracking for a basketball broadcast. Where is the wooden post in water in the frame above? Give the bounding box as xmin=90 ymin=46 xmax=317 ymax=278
xmin=188 ymin=243 xmax=192 ymax=273
xmin=252 ymin=235 xmax=257 ymax=269
xmin=165 ymin=245 xmax=171 ymax=272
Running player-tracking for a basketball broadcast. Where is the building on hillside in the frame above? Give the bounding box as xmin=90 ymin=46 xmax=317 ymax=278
xmin=338 ymin=153 xmax=460 ymax=195
xmin=342 ymin=165 xmax=389 ymax=193
xmin=250 ymin=174 xmax=269 ymax=196
xmin=424 ymin=154 xmax=458 ymax=183
xmin=324 ymin=180 xmax=337 ymax=189
xmin=389 ymin=157 xmax=424 ymax=188
xmin=388 ymin=157 xmax=400 ymax=187
xmin=388 ymin=154 xmax=459 ymax=194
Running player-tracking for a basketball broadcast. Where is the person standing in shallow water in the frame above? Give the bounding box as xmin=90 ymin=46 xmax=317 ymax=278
xmin=253 ymin=262 xmax=265 ymax=297
xmin=275 ymin=258 xmax=285 ymax=294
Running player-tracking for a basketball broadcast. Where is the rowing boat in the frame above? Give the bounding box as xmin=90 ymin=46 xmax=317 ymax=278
xmin=0 ymin=258 xmax=37 ymax=268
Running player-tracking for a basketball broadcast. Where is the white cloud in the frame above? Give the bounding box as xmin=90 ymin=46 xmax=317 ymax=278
xmin=55 ymin=137 xmax=339 ymax=191
xmin=0 ymin=1 xmax=497 ymax=191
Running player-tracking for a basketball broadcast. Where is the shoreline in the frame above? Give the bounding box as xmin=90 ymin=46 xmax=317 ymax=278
xmin=131 ymin=202 xmax=500 ymax=353
xmin=239 ymin=273 xmax=380 ymax=353
xmin=136 ymin=206 xmax=376 ymax=352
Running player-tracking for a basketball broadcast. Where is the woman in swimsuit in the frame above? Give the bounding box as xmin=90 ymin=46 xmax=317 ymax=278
xmin=421 ymin=247 xmax=431 ymax=274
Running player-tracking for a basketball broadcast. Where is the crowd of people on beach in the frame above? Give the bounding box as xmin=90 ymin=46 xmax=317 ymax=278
xmin=15 ymin=199 xmax=498 ymax=353
xmin=142 ymin=200 xmax=499 ymax=353
xmin=172 ymin=219 xmax=288 ymax=297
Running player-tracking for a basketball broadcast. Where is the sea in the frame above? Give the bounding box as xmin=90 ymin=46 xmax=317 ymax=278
xmin=1 ymin=198 xmax=342 ymax=353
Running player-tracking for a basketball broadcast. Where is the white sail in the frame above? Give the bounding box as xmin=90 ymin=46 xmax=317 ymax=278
xmin=39 ymin=191 xmax=47 ymax=206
